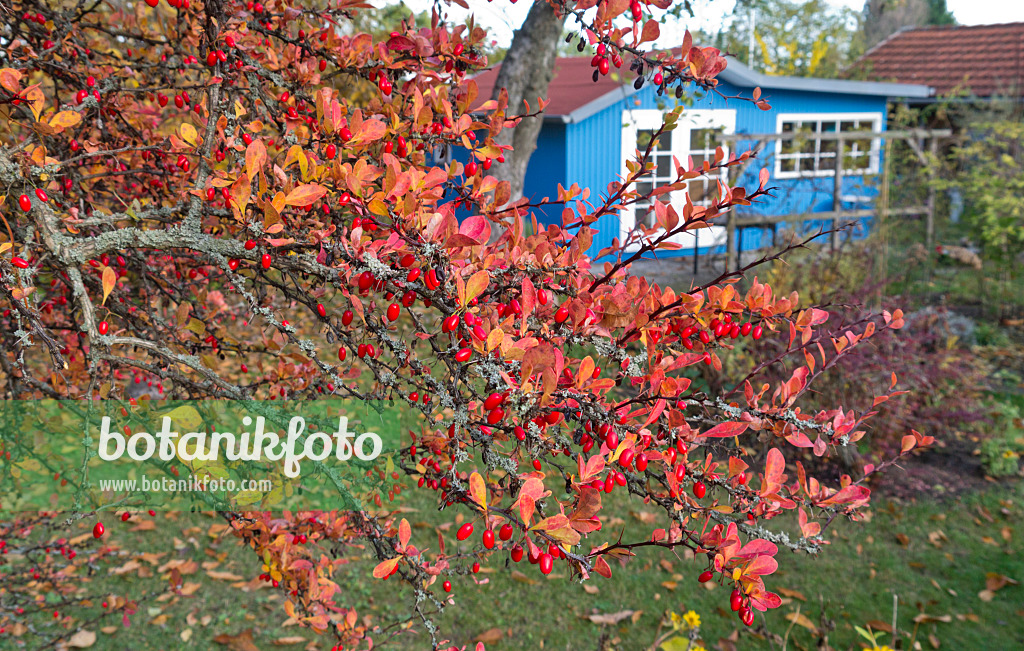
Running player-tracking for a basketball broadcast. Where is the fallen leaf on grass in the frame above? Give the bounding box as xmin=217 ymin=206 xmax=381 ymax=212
xmin=865 ymin=620 xmax=893 ymax=633
xmin=913 ymin=613 xmax=952 ymax=623
xmin=66 ymin=630 xmax=97 ymax=648
xmin=895 ymin=533 xmax=910 ymax=547
xmin=207 ymin=570 xmax=245 ymax=581
xmin=181 ymin=629 xmax=193 ymax=642
xmin=929 ymin=632 xmax=941 ymax=648
xmin=510 ymin=570 xmax=538 ymax=585
xmin=583 ymin=584 xmax=600 ymax=594
xmin=784 ymin=611 xmax=817 ymax=633
xmin=776 ymin=587 xmax=806 ymax=601
xmin=213 ymin=629 xmax=260 ymax=651
xmin=271 ymin=636 xmax=308 ymax=645
xmin=586 ymin=610 xmax=635 ymax=625
xmin=985 ymin=573 xmax=1018 ymax=592
xmin=472 ymin=628 xmax=504 ymax=644
xmin=100 ymin=627 xmax=117 ymax=635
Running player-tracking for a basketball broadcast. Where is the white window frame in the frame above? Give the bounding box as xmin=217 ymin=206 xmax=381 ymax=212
xmin=619 ymin=109 xmax=736 ymax=251
xmin=774 ymin=112 xmax=883 ymax=180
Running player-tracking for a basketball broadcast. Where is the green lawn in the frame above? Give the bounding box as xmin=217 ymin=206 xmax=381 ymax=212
xmin=63 ymin=472 xmax=1022 ymax=651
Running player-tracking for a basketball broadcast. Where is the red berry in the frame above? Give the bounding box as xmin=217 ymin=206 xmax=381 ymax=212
xmin=387 ymin=303 xmax=400 ymax=321
xmin=342 ymin=310 xmax=353 ymax=326
xmin=121 ymin=512 xmax=130 ymax=522
xmin=92 ymin=522 xmax=105 ymax=538
xmin=18 ymin=195 xmax=31 ymax=211
xmin=752 ymin=325 xmax=763 ymax=340
xmin=730 ymin=588 xmax=743 ymax=611
xmin=145 ymin=0 xmax=158 ymax=6
xmin=325 ymin=143 xmax=337 ymax=159
xmin=510 ymin=545 xmax=524 ymax=562
xmin=499 ymin=524 xmax=513 ymax=540
xmin=98 ymin=321 xmax=109 ymax=335
xmin=338 ymin=347 xmax=347 ymax=361
xmin=244 ymin=239 xmax=257 ymax=250
xmin=465 ymin=160 xmax=478 ymax=176
xmin=456 ymin=522 xmax=474 ymax=541
xmin=483 ymin=392 xmax=504 ymax=410
xmin=482 ymin=529 xmax=495 ymax=549
xmin=538 ymin=552 xmax=553 ymax=575
xmin=635 ymin=452 xmax=648 ymax=472
xmin=486 ymin=407 xmax=504 ymax=425
xmin=554 ymin=306 xmax=570 ymax=323
xmin=11 ymin=256 xmax=29 ymax=269
xmin=442 ymin=580 xmax=451 ymax=592
xmin=316 ymin=303 xmax=327 ymax=318
xmin=454 ymin=347 xmax=471 ymax=362
xmin=698 ymin=570 xmax=714 ymax=583
xmin=261 ymin=253 xmax=271 ymax=269
xmin=35 ymin=188 xmax=48 ymax=202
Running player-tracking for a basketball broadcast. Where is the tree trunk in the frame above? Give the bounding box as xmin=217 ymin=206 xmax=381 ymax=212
xmin=489 ymin=1 xmax=565 ymax=205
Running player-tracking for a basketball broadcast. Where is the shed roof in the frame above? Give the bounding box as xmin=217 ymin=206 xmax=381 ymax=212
xmin=851 ymin=22 xmax=1024 ymax=98
xmin=471 ymin=55 xmax=931 ymax=123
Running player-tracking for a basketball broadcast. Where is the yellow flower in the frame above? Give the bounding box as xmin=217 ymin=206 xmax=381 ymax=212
xmin=683 ymin=610 xmax=701 ymax=629
xmin=669 ymin=611 xmax=683 ymax=630
xmin=1002 ymin=449 xmax=1018 ymax=459
xmin=871 ymin=646 xmax=895 ymax=651
xmin=692 ymin=646 xmax=707 ymax=651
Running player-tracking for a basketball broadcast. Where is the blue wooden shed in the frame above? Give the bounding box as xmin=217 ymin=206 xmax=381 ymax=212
xmin=473 ymin=56 xmax=931 ymax=259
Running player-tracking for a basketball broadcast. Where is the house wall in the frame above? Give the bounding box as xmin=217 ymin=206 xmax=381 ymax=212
xmin=526 ymin=79 xmax=892 ymax=259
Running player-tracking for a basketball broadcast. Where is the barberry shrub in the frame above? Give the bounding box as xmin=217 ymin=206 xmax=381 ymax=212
xmin=0 ymin=0 xmax=931 ymax=648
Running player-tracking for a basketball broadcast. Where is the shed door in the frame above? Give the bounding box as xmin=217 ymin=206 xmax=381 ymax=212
xmin=619 ymin=109 xmax=736 ymax=252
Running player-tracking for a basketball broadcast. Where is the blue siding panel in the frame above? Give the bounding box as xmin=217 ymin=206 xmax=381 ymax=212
xmin=520 ymin=74 xmax=893 ymax=259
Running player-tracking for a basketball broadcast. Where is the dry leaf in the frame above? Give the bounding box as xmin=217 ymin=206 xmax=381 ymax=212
xmin=181 ymin=629 xmax=194 ymax=642
xmin=472 ymin=628 xmax=504 ymax=644
xmin=784 ymin=611 xmax=818 ymax=633
xmin=583 ymin=584 xmax=600 ymax=594
xmin=510 ymin=570 xmax=539 ymax=585
xmin=776 ymin=587 xmax=807 ymax=601
xmin=213 ymin=629 xmax=260 ymax=651
xmin=207 ymin=570 xmax=245 ymax=581
xmin=271 ymin=637 xmax=308 ymax=645
xmin=66 ymin=630 xmax=97 ymax=648
xmin=586 ymin=610 xmax=635 ymax=625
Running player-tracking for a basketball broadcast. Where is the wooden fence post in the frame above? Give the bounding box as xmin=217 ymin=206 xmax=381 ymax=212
xmin=831 ymin=137 xmax=844 ymax=252
xmin=925 ymin=136 xmax=938 ymax=250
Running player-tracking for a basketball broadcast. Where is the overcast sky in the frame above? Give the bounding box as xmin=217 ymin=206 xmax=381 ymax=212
xmin=398 ymin=0 xmax=1024 ymax=48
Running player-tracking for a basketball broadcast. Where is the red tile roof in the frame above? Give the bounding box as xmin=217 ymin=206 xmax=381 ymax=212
xmin=852 ymin=22 xmax=1024 ymax=98
xmin=470 ymin=56 xmax=631 ymax=118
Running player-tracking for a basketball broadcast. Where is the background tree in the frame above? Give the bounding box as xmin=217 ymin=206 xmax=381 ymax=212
xmin=714 ymin=0 xmax=862 ymax=77
xmin=862 ymin=0 xmax=956 ymax=49
xmin=0 ymin=0 xmax=926 ymax=649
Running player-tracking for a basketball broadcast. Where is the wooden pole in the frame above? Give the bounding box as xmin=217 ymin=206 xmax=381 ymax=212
xmin=832 ymin=137 xmax=844 ymax=252
xmin=925 ymin=137 xmax=938 ymax=250
xmin=726 ymin=163 xmax=737 ymax=270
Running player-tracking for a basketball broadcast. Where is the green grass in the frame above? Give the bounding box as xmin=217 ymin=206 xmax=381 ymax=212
xmin=62 ymin=475 xmax=1022 ymax=651
xmin=16 ymin=401 xmax=1024 ymax=650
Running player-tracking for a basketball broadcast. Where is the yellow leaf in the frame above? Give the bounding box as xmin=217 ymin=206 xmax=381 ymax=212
xmin=465 ymin=270 xmax=489 ymax=304
xmin=284 ymin=184 xmax=326 ymax=206
xmin=101 ymin=266 xmax=116 ymax=305
xmin=179 ymin=123 xmax=198 ymax=147
xmin=469 ymin=471 xmax=486 ymax=511
xmin=372 ymin=557 xmax=399 ymax=579
xmin=245 ymin=139 xmax=266 ymax=180
xmin=48 ymin=110 xmax=82 ymax=132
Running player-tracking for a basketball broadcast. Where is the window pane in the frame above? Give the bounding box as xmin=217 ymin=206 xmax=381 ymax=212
xmin=782 ymin=121 xmax=795 ymax=132
xmin=801 ymin=138 xmax=816 ymax=154
xmin=637 ymin=182 xmax=653 ymax=196
xmin=799 ymin=157 xmax=815 ymax=172
xmin=857 ymin=120 xmax=875 ymax=132
xmin=637 ymin=130 xmax=654 ymax=150
xmin=657 ymin=155 xmax=672 ymax=178
xmin=781 ymin=157 xmax=796 ymax=172
xmin=819 ymin=156 xmax=835 ymax=171
xmin=840 ymin=121 xmax=856 ymax=132
xmin=690 ymin=153 xmax=705 ymax=169
xmin=820 ymin=139 xmax=837 ymax=154
xmin=821 ymin=121 xmax=837 ymax=133
xmin=658 ymin=131 xmax=671 ymax=150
